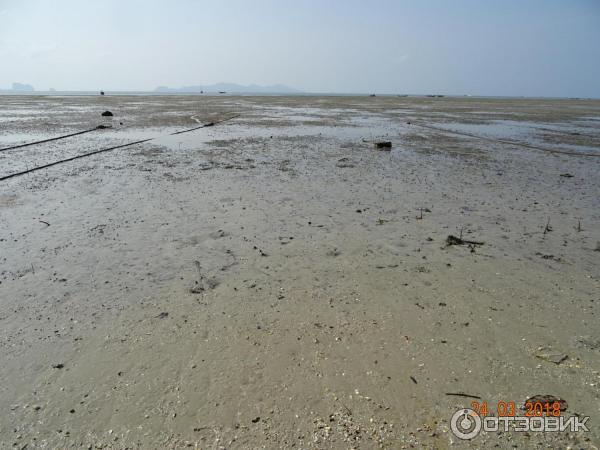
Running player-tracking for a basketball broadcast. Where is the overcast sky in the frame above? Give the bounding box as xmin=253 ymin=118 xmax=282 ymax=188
xmin=0 ymin=0 xmax=599 ymax=97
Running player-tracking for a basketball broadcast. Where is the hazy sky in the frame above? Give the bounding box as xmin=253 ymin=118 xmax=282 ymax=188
xmin=0 ymin=0 xmax=599 ymax=97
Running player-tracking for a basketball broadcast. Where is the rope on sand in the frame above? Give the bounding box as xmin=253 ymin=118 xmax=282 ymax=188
xmin=0 ymin=125 xmax=111 ymax=153
xmin=0 ymin=115 xmax=240 ymax=182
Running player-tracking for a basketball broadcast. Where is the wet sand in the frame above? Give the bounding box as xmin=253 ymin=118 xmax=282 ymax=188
xmin=1 ymin=95 xmax=600 ymax=449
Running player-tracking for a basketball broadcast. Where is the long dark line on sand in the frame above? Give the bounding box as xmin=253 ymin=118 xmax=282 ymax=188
xmin=0 ymin=125 xmax=110 ymax=153
xmin=0 ymin=115 xmax=240 ymax=182
xmin=0 ymin=138 xmax=154 ymax=181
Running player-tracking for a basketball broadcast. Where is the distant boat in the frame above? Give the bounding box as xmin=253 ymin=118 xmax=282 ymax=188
xmin=218 ymin=91 xmax=226 ymax=94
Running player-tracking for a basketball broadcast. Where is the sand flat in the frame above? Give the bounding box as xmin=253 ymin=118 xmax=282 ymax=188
xmin=1 ymin=95 xmax=599 ymax=448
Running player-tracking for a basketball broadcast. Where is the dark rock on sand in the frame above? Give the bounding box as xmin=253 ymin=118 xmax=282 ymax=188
xmin=375 ymin=141 xmax=392 ymax=149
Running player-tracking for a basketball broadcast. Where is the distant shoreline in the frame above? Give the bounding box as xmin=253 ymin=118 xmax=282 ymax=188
xmin=0 ymin=90 xmax=597 ymax=101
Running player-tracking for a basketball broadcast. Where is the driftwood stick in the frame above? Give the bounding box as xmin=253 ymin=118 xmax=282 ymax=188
xmin=445 ymin=392 xmax=482 ymax=400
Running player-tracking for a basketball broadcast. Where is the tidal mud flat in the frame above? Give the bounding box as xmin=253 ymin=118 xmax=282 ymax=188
xmin=1 ymin=95 xmax=599 ymax=449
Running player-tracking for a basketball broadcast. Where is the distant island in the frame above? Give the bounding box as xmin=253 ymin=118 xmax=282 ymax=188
xmin=9 ymin=82 xmax=35 ymax=91
xmin=154 ymin=82 xmax=301 ymax=94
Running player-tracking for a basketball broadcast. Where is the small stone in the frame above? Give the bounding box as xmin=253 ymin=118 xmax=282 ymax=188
xmin=535 ymin=347 xmax=568 ymax=364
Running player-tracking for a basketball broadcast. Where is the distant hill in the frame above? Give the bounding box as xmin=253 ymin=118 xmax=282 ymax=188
xmin=11 ymin=82 xmax=35 ymax=91
xmin=154 ymin=83 xmax=301 ymax=94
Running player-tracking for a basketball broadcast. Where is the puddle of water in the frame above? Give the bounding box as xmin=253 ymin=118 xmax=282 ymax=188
xmin=0 ymin=127 xmax=177 ymax=148
xmin=0 ymin=133 xmax=52 ymax=145
xmin=382 ymin=109 xmax=416 ymax=114
xmin=98 ymin=127 xmax=181 ymax=141
xmin=266 ymin=114 xmax=329 ymax=122
xmin=435 ymin=120 xmax=600 ymax=154
xmin=538 ymin=141 xmax=600 ymax=155
xmin=436 ymin=120 xmax=546 ymax=140
xmin=440 ymin=119 xmax=600 ymax=138
xmin=154 ymin=115 xmax=404 ymax=151
xmin=0 ymin=109 xmax=49 ymax=116
xmin=256 ymin=105 xmax=363 ymax=118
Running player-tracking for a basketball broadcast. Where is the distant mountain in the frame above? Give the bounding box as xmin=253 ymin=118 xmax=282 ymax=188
xmin=11 ymin=82 xmax=35 ymax=91
xmin=155 ymin=82 xmax=301 ymax=94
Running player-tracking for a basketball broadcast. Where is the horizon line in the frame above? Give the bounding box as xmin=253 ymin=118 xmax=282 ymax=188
xmin=0 ymin=90 xmax=599 ymax=101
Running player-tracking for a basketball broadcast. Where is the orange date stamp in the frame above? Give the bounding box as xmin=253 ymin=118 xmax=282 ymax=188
xmin=470 ymin=400 xmax=563 ymax=417
xmin=450 ymin=396 xmax=587 ymax=440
